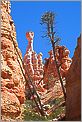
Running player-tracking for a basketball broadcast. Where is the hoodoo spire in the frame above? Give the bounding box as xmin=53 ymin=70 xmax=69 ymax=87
xmin=26 ymin=32 xmax=34 ymax=52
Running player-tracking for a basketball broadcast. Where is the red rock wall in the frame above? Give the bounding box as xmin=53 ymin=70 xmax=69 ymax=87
xmin=43 ymin=46 xmax=72 ymax=89
xmin=1 ymin=1 xmax=25 ymax=120
xmin=65 ymin=35 xmax=81 ymax=120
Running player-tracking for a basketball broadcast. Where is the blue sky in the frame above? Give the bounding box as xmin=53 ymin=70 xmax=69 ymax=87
xmin=10 ymin=1 xmax=81 ymax=60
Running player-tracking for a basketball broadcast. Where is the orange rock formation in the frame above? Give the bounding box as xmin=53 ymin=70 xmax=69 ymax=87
xmin=43 ymin=46 xmax=72 ymax=89
xmin=2 ymin=1 xmax=79 ymax=121
xmin=1 ymin=1 xmax=25 ymax=120
xmin=24 ymin=31 xmax=72 ymax=99
xmin=65 ymin=35 xmax=81 ymax=120
xmin=24 ymin=32 xmax=47 ymax=96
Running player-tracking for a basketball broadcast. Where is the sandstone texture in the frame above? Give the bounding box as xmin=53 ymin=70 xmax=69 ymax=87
xmin=65 ymin=35 xmax=81 ymax=120
xmin=24 ymin=31 xmax=72 ymax=100
xmin=1 ymin=1 xmax=81 ymax=121
xmin=1 ymin=1 xmax=25 ymax=120
xmin=43 ymin=46 xmax=72 ymax=90
xmin=24 ymin=32 xmax=47 ymax=96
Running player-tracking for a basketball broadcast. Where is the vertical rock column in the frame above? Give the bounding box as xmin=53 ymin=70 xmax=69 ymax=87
xmin=36 ymin=53 xmax=47 ymax=95
xmin=38 ymin=53 xmax=44 ymax=71
xmin=65 ymin=36 xmax=81 ymax=120
xmin=24 ymin=32 xmax=34 ymax=81
xmin=1 ymin=1 xmax=25 ymax=120
xmin=32 ymin=51 xmax=38 ymax=75
xmin=32 ymin=51 xmax=39 ymax=86
xmin=43 ymin=50 xmax=58 ymax=89
xmin=24 ymin=51 xmax=34 ymax=77
xmin=24 ymin=32 xmax=47 ymax=96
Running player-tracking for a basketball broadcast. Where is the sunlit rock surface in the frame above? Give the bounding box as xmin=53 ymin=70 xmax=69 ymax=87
xmin=1 ymin=1 xmax=25 ymax=120
xmin=24 ymin=32 xmax=47 ymax=96
xmin=43 ymin=46 xmax=72 ymax=90
xmin=24 ymin=32 xmax=72 ymax=99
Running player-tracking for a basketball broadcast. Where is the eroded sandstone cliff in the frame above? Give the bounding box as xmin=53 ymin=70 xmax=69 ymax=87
xmin=1 ymin=1 xmax=80 ymax=120
xmin=1 ymin=1 xmax=25 ymax=120
xmin=65 ymin=35 xmax=81 ymax=120
xmin=24 ymin=31 xmax=72 ymax=104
